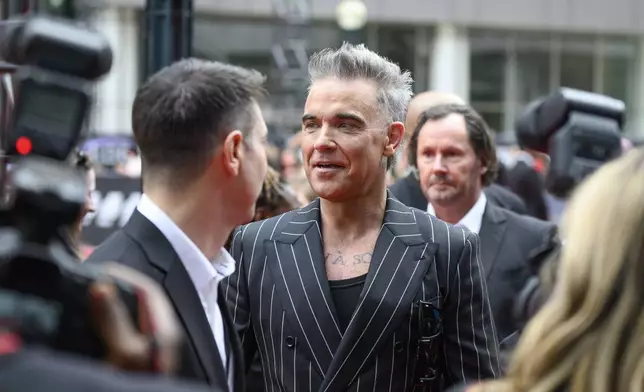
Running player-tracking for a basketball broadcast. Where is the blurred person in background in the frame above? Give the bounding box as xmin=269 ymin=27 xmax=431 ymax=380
xmin=87 ymin=58 xmax=268 ymax=391
xmin=395 ymin=90 xmax=466 ymax=178
xmin=505 ymin=147 xmax=549 ymax=221
xmin=288 ymin=169 xmax=317 ymax=203
xmin=390 ymin=91 xmax=527 ymax=215
xmin=451 ymin=147 xmax=644 ymax=392
xmin=114 ymin=147 xmax=142 ymax=178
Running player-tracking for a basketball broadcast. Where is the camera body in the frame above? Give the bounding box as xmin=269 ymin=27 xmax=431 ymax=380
xmin=0 ymin=16 xmax=138 ymax=360
xmin=515 ymin=88 xmax=624 ymax=198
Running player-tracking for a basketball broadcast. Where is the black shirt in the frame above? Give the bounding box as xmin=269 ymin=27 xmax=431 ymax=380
xmin=328 ymin=274 xmax=367 ymax=332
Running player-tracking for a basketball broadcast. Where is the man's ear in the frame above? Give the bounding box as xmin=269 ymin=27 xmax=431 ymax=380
xmin=383 ymin=122 xmax=405 ymax=158
xmin=222 ymin=130 xmax=244 ymax=176
xmin=479 ymin=157 xmax=489 ymax=177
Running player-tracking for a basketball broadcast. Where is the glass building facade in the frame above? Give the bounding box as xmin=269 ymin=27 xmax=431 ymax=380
xmin=469 ymin=30 xmax=639 ymax=133
xmin=193 ymin=17 xmax=642 ymax=136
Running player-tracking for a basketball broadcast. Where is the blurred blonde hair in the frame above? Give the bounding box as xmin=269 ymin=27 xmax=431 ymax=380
xmin=473 ymin=148 xmax=644 ymax=392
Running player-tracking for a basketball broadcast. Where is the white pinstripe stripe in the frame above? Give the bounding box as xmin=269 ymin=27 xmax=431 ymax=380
xmin=225 ymin=229 xmax=243 ymax=307
xmin=232 ymin=224 xmax=249 ymax=323
xmin=444 ymin=221 xmax=451 ymax=298
xmin=385 ymin=209 xmax=413 ymax=214
xmin=471 ymin=235 xmax=499 ymax=376
xmin=281 ymin=312 xmax=285 ymax=390
xmin=466 ymin=239 xmax=482 ymax=379
xmin=455 ymin=253 xmax=466 ymax=381
xmin=270 ymin=286 xmax=279 ymax=391
xmin=297 ymin=206 xmax=319 ymax=214
xmin=290 ymin=220 xmax=317 ymax=225
xmin=259 ymin=262 xmax=275 ymax=392
xmin=372 ymin=357 xmax=378 ymax=392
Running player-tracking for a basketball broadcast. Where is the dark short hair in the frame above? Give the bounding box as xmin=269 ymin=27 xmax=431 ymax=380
xmin=132 ymin=58 xmax=266 ymax=181
xmin=408 ymin=103 xmax=498 ymax=186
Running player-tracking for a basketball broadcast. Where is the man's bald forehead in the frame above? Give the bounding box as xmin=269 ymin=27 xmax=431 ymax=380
xmin=409 ymin=91 xmax=465 ymax=109
xmin=405 ymin=91 xmax=466 ymax=135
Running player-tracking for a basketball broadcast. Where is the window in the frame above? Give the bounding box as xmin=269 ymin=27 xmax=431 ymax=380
xmin=601 ymin=38 xmax=636 ymax=103
xmin=515 ymin=33 xmax=552 ymax=106
xmin=470 ymin=31 xmax=507 ymax=132
xmin=468 ymin=30 xmax=640 ymax=136
xmin=560 ymin=35 xmax=595 ymax=92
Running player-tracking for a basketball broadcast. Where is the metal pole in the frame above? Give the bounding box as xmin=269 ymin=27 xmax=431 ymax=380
xmin=144 ymin=0 xmax=193 ymax=79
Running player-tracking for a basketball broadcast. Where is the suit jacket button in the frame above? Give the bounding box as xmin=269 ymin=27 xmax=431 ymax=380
xmin=286 ymin=336 xmax=296 ymax=348
xmin=394 ymin=341 xmax=404 ymax=353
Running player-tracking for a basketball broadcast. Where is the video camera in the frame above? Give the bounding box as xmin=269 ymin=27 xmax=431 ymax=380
xmin=0 ymin=16 xmax=139 ymax=360
xmin=515 ymin=87 xmax=624 ymax=198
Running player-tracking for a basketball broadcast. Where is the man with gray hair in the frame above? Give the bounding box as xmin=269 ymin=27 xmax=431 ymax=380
xmin=226 ymin=43 xmax=501 ymax=392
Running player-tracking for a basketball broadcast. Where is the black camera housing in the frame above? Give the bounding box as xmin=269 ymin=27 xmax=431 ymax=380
xmin=0 ymin=17 xmax=140 ymax=360
xmin=3 ymin=15 xmax=112 ymax=162
xmin=515 ymin=88 xmax=624 ymax=198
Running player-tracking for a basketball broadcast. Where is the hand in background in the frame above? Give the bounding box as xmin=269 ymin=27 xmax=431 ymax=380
xmin=89 ymin=262 xmax=182 ymax=375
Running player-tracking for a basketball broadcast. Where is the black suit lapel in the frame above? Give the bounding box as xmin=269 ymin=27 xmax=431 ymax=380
xmin=124 ymin=211 xmax=228 ymax=389
xmin=218 ymin=285 xmax=245 ymax=392
xmin=320 ymin=194 xmax=437 ymax=392
xmin=266 ymin=199 xmax=343 ymax=377
xmin=479 ymin=203 xmax=508 ymax=279
xmin=404 ymin=173 xmax=428 ymax=210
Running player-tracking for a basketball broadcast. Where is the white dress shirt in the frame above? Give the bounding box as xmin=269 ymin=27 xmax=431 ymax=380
xmin=427 ymin=193 xmax=487 ymax=234
xmin=137 ymin=194 xmax=235 ymax=391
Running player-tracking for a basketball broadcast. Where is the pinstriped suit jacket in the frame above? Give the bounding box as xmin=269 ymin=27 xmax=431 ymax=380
xmin=225 ymin=194 xmax=501 ymax=392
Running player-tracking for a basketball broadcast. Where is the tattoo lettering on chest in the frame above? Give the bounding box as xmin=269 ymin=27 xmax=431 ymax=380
xmin=353 ymin=253 xmax=372 ymax=265
xmin=325 ymin=251 xmax=346 ymax=265
xmin=324 ymin=251 xmax=373 ymax=266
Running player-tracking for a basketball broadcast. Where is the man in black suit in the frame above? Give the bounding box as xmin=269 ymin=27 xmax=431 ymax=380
xmin=398 ymin=103 xmax=558 ymax=342
xmin=87 ymin=59 xmax=270 ymax=391
xmin=225 ymin=43 xmax=500 ymax=392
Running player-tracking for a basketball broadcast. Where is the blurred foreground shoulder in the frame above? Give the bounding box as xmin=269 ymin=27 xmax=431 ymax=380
xmin=0 ymin=348 xmax=217 ymax=392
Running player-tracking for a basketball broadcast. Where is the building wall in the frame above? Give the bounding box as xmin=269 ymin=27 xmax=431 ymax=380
xmin=110 ymin=0 xmax=644 ymax=35
xmin=93 ymin=1 xmax=644 ymax=136
xmin=193 ymin=0 xmax=644 ymax=34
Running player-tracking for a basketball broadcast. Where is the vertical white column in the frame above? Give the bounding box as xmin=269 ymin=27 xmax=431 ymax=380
xmin=91 ymin=6 xmax=140 ymax=135
xmin=628 ymin=37 xmax=644 ymax=136
xmin=429 ymin=24 xmax=470 ymax=102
